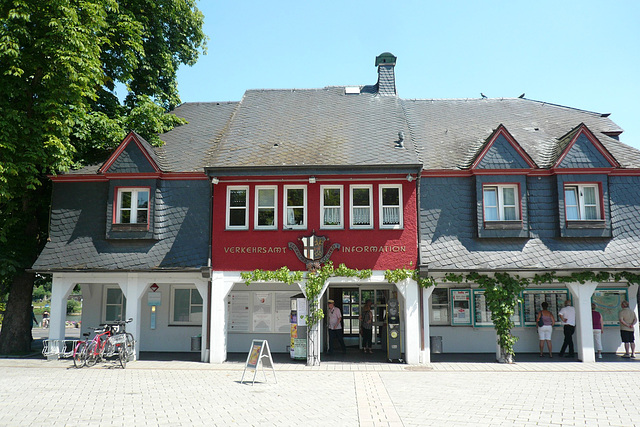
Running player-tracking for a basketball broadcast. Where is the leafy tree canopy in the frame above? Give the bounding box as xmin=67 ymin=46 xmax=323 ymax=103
xmin=0 ymin=0 xmax=206 ymax=353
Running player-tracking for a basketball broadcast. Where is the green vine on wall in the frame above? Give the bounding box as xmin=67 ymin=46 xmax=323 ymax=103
xmin=384 ymin=267 xmax=436 ymax=289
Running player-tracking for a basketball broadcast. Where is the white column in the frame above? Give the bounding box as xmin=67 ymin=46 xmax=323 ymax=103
xmin=209 ymin=272 xmax=235 ymax=363
xmin=120 ymin=273 xmax=148 ymax=360
xmin=420 ymin=286 xmax=435 ymax=364
xmin=194 ymin=279 xmax=209 ymax=363
xmin=49 ymin=275 xmax=75 ymax=341
xmin=566 ymin=281 xmax=598 ymax=363
xmin=397 ymin=278 xmax=420 ymax=365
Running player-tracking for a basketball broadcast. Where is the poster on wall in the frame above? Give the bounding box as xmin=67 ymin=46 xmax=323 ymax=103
xmin=450 ymin=289 xmax=472 ymax=325
xmin=275 ymin=293 xmax=293 ymax=332
xmin=228 ymin=293 xmax=250 ymax=331
xmin=473 ymin=290 xmax=522 ymax=327
xmin=522 ymin=289 xmax=569 ymax=326
xmin=592 ymin=289 xmax=628 ymax=326
xmin=253 ymin=293 xmax=273 ymax=332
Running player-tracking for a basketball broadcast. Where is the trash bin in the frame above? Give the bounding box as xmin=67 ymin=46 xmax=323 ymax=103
xmin=191 ymin=336 xmax=201 ymax=352
xmin=430 ymin=336 xmax=442 ymax=354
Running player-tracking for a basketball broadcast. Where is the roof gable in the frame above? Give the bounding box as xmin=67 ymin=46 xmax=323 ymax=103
xmin=99 ymin=132 xmax=161 ymax=174
xmin=554 ymin=124 xmax=619 ymax=169
xmin=471 ymin=125 xmax=537 ymax=170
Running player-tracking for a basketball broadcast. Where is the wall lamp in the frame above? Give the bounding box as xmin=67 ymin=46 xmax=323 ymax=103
xmin=309 ymin=176 xmax=316 ymax=184
xmin=406 ymin=174 xmax=414 ymax=182
xmin=211 ymin=177 xmax=219 ymax=185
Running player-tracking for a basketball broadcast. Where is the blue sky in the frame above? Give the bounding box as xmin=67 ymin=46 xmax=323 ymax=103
xmin=176 ymin=0 xmax=640 ymax=150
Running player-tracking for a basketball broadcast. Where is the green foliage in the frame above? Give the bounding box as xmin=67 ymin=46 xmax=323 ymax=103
xmin=66 ymin=299 xmax=81 ymax=314
xmin=240 ymin=267 xmax=303 ymax=286
xmin=384 ymin=267 xmax=435 ymax=289
xmin=0 ymin=0 xmax=206 ymax=351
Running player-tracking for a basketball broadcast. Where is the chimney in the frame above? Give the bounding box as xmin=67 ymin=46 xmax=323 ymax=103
xmin=375 ymin=52 xmax=397 ymax=96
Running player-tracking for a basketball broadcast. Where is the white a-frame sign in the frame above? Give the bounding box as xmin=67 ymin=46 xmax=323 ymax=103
xmin=240 ymin=339 xmax=277 ymax=385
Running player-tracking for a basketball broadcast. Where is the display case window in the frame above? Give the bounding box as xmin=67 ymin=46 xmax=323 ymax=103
xmin=450 ymin=289 xmax=472 ymax=325
xmin=430 ymin=288 xmax=450 ymax=325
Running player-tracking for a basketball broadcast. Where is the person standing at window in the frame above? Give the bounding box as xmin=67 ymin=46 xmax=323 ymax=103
xmin=360 ymin=300 xmax=374 ymax=354
xmin=536 ymin=302 xmax=555 ymax=357
xmin=619 ymin=300 xmax=637 ymax=358
xmin=592 ymin=303 xmax=603 ymax=359
xmin=327 ymin=300 xmax=346 ymax=354
xmin=559 ymin=300 xmax=576 ymax=358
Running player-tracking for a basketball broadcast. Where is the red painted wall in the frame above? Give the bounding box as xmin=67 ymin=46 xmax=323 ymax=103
xmin=211 ymin=174 xmax=418 ymax=271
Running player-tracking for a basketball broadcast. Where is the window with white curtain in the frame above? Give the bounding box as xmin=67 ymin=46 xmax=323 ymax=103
xmin=284 ymin=186 xmax=306 ymax=229
xmin=321 ymin=186 xmax=343 ymax=229
xmin=564 ymin=184 xmax=600 ymax=220
xmin=379 ymin=185 xmax=403 ymax=228
xmin=350 ymin=185 xmax=372 ymax=229
xmin=255 ymin=186 xmax=277 ymax=229
xmin=482 ymin=185 xmax=519 ymax=222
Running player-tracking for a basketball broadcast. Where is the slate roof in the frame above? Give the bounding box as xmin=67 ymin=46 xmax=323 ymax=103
xmin=156 ymin=102 xmax=238 ymax=172
xmin=204 ymin=87 xmax=420 ymax=171
xmin=402 ymin=97 xmax=640 ymax=170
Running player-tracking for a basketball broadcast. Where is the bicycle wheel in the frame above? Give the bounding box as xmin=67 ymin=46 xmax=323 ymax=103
xmin=73 ymin=342 xmax=87 ymax=368
xmin=118 ymin=345 xmax=127 ymax=369
xmin=85 ymin=340 xmax=99 ymax=367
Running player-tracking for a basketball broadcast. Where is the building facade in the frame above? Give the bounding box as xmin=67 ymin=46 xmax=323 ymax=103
xmin=33 ymin=53 xmax=640 ymax=364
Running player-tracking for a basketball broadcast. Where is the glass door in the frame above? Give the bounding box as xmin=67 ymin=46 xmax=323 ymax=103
xmin=360 ymin=289 xmax=388 ymax=350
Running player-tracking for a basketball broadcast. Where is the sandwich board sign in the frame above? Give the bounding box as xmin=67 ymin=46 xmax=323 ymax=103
xmin=240 ymin=339 xmax=277 ymax=385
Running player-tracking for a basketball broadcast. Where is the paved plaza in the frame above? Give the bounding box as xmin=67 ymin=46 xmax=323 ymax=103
xmin=2 ymin=353 xmax=640 ymax=426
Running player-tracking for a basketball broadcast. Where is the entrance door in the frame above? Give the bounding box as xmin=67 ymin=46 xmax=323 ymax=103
xmin=334 ymin=288 xmax=389 ymax=350
xmin=360 ymin=289 xmax=388 ymax=350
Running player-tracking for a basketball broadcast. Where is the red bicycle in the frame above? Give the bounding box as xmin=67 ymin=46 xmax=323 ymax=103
xmin=75 ymin=319 xmax=134 ymax=369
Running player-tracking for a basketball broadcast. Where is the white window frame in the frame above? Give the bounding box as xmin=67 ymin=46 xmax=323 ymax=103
xmin=254 ymin=186 xmax=278 ymax=230
xmin=103 ymin=286 xmax=126 ymax=323
xmin=320 ymin=185 xmax=343 ymax=229
xmin=379 ymin=185 xmax=403 ymax=229
xmin=482 ymin=184 xmax=520 ymax=222
xmin=115 ymin=187 xmax=150 ymax=224
xmin=283 ymin=185 xmax=307 ymax=229
xmin=226 ymin=186 xmax=249 ymax=230
xmin=170 ymin=285 xmax=203 ymax=326
xmin=350 ymin=185 xmax=373 ymax=229
xmin=564 ymin=184 xmax=601 ymax=221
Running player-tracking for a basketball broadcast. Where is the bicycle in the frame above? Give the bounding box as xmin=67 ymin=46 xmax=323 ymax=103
xmin=85 ymin=319 xmax=134 ymax=368
xmin=72 ymin=325 xmax=109 ymax=368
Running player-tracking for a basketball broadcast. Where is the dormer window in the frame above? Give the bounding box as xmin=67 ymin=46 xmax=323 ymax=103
xmin=483 ymin=185 xmax=519 ymax=222
xmin=115 ymin=188 xmax=149 ymax=224
xmin=564 ymin=184 xmax=600 ymax=220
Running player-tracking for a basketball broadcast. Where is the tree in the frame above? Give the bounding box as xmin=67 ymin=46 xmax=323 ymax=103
xmin=0 ymin=0 xmax=206 ymax=353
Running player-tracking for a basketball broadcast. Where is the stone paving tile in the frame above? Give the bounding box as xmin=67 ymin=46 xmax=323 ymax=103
xmin=2 ymin=358 xmax=640 ymax=426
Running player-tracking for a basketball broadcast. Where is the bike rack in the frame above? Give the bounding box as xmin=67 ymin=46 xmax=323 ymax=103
xmin=42 ymin=339 xmax=79 ymax=359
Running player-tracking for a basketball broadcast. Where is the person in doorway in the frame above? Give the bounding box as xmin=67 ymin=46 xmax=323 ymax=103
xmin=558 ymin=299 xmax=576 ymax=358
xmin=592 ymin=303 xmax=603 ymax=359
xmin=327 ymin=299 xmax=346 ymax=354
xmin=536 ymin=302 xmax=555 ymax=357
xmin=619 ymin=300 xmax=637 ymax=358
xmin=360 ymin=300 xmax=374 ymax=354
